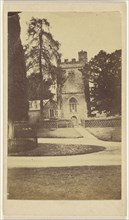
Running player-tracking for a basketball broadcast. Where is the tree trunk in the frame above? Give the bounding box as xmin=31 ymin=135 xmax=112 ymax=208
xmin=85 ymin=79 xmax=91 ymax=117
xmin=39 ymin=23 xmax=44 ymax=116
xmin=40 ymin=99 xmax=43 ymax=116
xmin=8 ymin=120 xmax=14 ymax=140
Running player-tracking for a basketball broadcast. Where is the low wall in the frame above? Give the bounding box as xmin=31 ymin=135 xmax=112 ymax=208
xmin=37 ymin=119 xmax=73 ymax=129
xmin=81 ymin=117 xmax=121 ymax=128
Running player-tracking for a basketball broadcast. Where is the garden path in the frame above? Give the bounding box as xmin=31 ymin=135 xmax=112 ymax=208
xmin=8 ymin=126 xmax=121 ymax=168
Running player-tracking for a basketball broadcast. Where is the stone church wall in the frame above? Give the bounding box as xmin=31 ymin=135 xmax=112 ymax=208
xmin=61 ymin=93 xmax=87 ymax=123
xmin=59 ymin=51 xmax=88 ymax=123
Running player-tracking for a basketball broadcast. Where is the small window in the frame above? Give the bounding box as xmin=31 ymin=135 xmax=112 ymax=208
xmin=69 ymin=97 xmax=77 ymax=113
xmin=34 ymin=101 xmax=38 ymax=109
xmin=55 ymin=110 xmax=58 ymax=117
xmin=68 ymin=71 xmax=74 ymax=77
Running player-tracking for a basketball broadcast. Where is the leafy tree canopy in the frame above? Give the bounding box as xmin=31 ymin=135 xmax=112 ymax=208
xmin=82 ymin=50 xmax=121 ymax=116
xmin=8 ymin=13 xmax=28 ymax=122
xmin=24 ymin=17 xmax=61 ymax=79
xmin=24 ymin=17 xmax=62 ymax=114
xmin=27 ymin=73 xmax=53 ymax=101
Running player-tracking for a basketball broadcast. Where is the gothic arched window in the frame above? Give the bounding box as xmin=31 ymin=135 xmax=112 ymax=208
xmin=69 ymin=97 xmax=77 ymax=113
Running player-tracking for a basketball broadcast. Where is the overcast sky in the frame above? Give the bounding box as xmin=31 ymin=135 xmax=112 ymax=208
xmin=19 ymin=12 xmax=121 ymax=61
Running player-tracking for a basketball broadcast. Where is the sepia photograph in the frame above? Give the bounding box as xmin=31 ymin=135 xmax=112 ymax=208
xmin=4 ymin=1 xmax=127 ymax=218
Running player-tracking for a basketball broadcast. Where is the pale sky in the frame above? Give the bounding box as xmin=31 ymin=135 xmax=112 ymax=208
xmin=19 ymin=12 xmax=121 ymax=61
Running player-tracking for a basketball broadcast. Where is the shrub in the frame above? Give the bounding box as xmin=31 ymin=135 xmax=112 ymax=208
xmin=8 ymin=138 xmax=37 ymax=154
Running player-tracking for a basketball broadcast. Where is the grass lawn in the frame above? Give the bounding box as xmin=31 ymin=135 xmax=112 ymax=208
xmin=37 ymin=128 xmax=83 ymax=138
xmin=9 ymin=144 xmax=105 ymax=156
xmin=87 ymin=127 xmax=121 ymax=142
xmin=8 ymin=166 xmax=121 ymax=200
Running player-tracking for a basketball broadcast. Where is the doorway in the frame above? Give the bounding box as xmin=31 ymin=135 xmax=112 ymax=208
xmin=71 ymin=116 xmax=78 ymax=126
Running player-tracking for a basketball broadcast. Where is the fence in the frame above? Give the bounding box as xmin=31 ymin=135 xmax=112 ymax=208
xmin=37 ymin=119 xmax=73 ymax=129
xmin=81 ymin=117 xmax=121 ymax=128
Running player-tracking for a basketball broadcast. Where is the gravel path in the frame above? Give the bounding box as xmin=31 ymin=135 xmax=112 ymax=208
xmin=8 ymin=126 xmax=121 ymax=168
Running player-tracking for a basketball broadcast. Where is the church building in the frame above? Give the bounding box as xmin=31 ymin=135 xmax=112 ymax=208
xmin=58 ymin=50 xmax=88 ymax=125
xmin=29 ymin=51 xmax=88 ymax=124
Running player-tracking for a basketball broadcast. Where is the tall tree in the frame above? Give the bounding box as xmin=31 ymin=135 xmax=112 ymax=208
xmin=49 ymin=65 xmax=66 ymax=116
xmin=25 ymin=17 xmax=61 ymax=115
xmin=27 ymin=73 xmax=53 ymax=101
xmin=107 ymin=50 xmax=121 ymax=115
xmin=86 ymin=50 xmax=121 ymax=116
xmin=8 ymin=12 xmax=28 ymax=139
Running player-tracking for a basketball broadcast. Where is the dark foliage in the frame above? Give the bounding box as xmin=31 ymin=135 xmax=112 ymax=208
xmin=8 ymin=13 xmax=28 ymax=122
xmin=24 ymin=17 xmax=61 ymax=113
xmin=83 ymin=50 xmax=121 ymax=115
xmin=27 ymin=73 xmax=53 ymax=100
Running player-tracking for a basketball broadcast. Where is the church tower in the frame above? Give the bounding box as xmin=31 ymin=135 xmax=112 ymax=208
xmin=59 ymin=51 xmax=88 ymax=124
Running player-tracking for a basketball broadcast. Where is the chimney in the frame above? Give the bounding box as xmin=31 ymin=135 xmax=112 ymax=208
xmin=78 ymin=50 xmax=87 ymax=63
xmin=64 ymin=59 xmax=68 ymax=63
xmin=71 ymin=58 xmax=76 ymax=63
